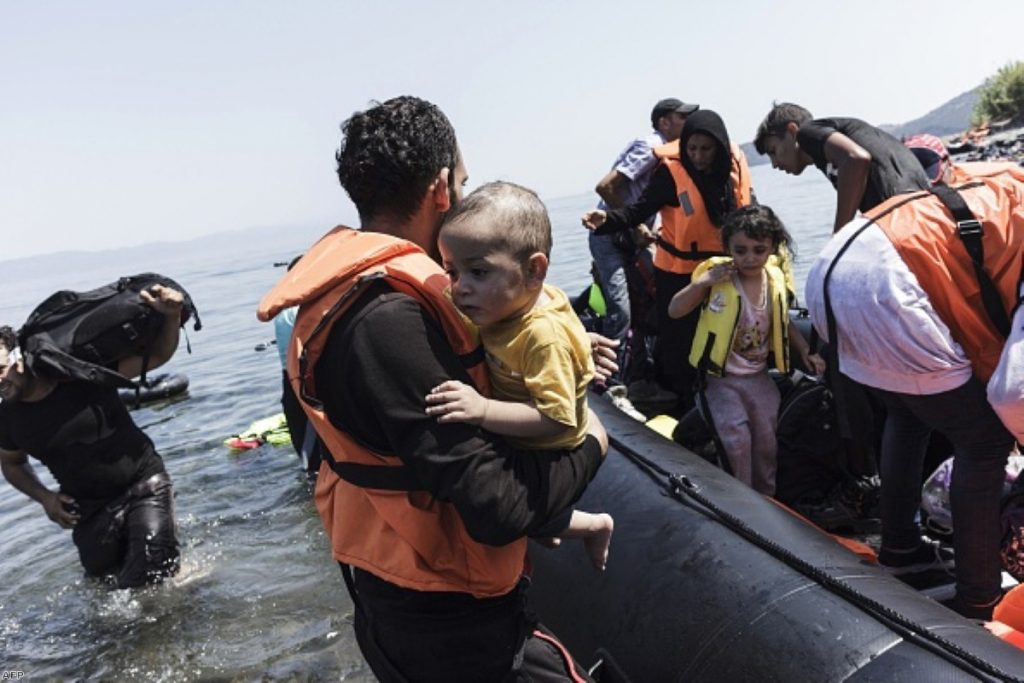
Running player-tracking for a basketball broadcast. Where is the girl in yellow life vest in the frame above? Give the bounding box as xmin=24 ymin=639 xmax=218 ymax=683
xmin=582 ymin=110 xmax=753 ymax=410
xmin=667 ymin=205 xmax=825 ymax=495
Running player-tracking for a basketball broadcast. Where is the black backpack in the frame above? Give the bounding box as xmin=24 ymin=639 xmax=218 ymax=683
xmin=773 ymin=374 xmax=845 ymax=505
xmin=17 ymin=273 xmax=201 ymax=389
xmin=671 ymin=373 xmax=845 ymax=504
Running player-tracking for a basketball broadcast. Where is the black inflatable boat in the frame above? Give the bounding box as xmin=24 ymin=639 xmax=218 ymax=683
xmin=528 ymin=397 xmax=1024 ymax=681
xmin=118 ymin=372 xmax=189 ymax=408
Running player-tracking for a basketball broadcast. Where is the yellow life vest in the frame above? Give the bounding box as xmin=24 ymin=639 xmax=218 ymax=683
xmin=688 ymin=256 xmax=790 ymax=376
xmin=257 ymin=227 xmax=527 ymax=598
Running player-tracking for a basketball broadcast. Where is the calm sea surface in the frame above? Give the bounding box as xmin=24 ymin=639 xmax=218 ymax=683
xmin=0 ymin=165 xmax=835 ymax=680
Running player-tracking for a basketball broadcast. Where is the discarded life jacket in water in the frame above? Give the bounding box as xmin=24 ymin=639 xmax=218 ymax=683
xmin=257 ymin=227 xmax=527 ymax=598
xmin=224 ymin=413 xmax=292 ymax=450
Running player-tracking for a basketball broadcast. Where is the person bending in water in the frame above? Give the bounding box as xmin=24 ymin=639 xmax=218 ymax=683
xmin=0 ymin=288 xmax=183 ymax=588
xmin=668 ymin=206 xmax=824 ymax=495
xmin=426 ymin=181 xmax=614 ymax=570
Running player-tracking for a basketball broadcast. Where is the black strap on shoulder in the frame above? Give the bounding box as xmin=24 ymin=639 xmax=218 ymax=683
xmin=656 ymin=237 xmax=725 ymax=263
xmin=821 ymin=219 xmax=878 ymax=438
xmin=930 ymin=184 xmax=1011 ymax=339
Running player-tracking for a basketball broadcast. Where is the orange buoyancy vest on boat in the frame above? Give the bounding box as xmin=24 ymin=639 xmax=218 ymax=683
xmin=651 ymin=142 xmax=753 ymax=275
xmin=950 ymin=160 xmax=1024 ymax=185
xmin=865 ymin=174 xmax=1024 ymax=381
xmin=257 ymin=226 xmax=528 ymax=598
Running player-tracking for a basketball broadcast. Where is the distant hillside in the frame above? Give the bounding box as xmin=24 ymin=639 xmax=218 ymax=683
xmin=0 ymin=222 xmax=323 ymax=280
xmin=744 ymin=86 xmax=980 ymax=166
xmin=740 ymin=141 xmax=763 ymax=166
xmin=880 ymin=87 xmax=979 ymax=139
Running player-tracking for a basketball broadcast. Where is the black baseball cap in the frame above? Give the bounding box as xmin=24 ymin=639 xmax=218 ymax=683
xmin=651 ymin=98 xmax=699 ymax=127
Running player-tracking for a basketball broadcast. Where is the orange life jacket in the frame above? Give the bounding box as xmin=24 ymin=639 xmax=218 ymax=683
xmin=865 ymin=174 xmax=1024 ymax=381
xmin=651 ymin=141 xmax=753 ymax=275
xmin=949 ymin=160 xmax=1024 ymax=185
xmin=257 ymin=227 xmax=527 ymax=598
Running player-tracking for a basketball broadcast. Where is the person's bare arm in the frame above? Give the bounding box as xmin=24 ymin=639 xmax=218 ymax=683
xmin=426 ymin=380 xmax=565 ymax=438
xmin=668 ymin=262 xmax=733 ymax=318
xmin=824 ymin=132 xmax=871 ymax=232
xmin=117 ymin=285 xmax=184 ymax=379
xmin=587 ymin=332 xmax=618 ymax=383
xmin=0 ymin=447 xmax=79 ymax=527
xmin=595 ymin=169 xmax=630 ymax=209
xmin=788 ymin=326 xmax=826 ymax=375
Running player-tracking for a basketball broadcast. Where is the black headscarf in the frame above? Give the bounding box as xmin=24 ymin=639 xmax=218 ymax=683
xmin=679 ymin=109 xmax=735 ymax=227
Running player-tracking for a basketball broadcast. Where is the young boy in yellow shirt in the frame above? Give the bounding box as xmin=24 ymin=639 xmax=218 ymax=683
xmin=425 ymin=181 xmax=614 ymax=570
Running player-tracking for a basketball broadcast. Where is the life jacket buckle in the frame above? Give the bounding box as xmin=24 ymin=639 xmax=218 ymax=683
xmin=957 ymin=219 xmax=983 ymax=238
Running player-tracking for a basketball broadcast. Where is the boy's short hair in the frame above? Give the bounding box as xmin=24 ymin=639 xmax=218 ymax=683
xmin=0 ymin=325 xmax=16 ymax=353
xmin=754 ymin=102 xmax=813 ymax=155
xmin=335 ymin=96 xmax=459 ymax=223
xmin=443 ymin=181 xmax=552 ymax=261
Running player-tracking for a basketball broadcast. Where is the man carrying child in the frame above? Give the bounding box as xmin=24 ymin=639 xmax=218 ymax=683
xmin=258 ymin=96 xmax=608 ymax=682
xmin=426 ymin=181 xmax=614 ymax=570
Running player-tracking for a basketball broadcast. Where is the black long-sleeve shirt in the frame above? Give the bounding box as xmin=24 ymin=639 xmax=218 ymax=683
xmin=596 ymin=164 xmax=679 ymax=235
xmin=314 ymin=280 xmax=602 ymax=545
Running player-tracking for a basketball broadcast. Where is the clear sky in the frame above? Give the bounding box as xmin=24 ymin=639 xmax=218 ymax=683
xmin=3 ymin=0 xmax=1022 ymax=260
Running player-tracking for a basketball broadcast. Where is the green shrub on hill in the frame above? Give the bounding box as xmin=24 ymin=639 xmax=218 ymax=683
xmin=973 ymin=61 xmax=1024 ymax=126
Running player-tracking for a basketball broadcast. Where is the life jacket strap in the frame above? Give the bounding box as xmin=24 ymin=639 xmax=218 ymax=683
xmin=297 ymin=271 xmax=487 ymax=493
xmin=458 ymin=343 xmax=486 ymax=370
xmin=655 ymin=237 xmax=724 ymax=262
xmin=321 ymin=447 xmax=424 ymax=491
xmin=930 ymin=183 xmax=1011 ymax=338
xmin=694 ymin=371 xmax=733 ymax=476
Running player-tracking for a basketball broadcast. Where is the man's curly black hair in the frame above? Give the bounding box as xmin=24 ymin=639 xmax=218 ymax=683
xmin=336 ymin=96 xmax=459 ymax=223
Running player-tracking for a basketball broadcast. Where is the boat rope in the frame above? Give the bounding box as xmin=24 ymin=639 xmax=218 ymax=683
xmin=609 ymin=433 xmax=1023 ymax=683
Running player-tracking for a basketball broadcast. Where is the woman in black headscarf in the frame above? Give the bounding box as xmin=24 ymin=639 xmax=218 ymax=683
xmin=583 ymin=109 xmax=754 ymax=409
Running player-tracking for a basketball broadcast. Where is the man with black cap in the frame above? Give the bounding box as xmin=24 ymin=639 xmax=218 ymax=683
xmin=588 ymin=97 xmax=698 ymax=414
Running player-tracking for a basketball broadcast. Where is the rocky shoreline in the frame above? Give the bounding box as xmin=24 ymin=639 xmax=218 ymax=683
xmin=944 ymin=123 xmax=1024 ymax=165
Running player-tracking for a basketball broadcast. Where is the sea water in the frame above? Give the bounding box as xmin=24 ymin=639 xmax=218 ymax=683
xmin=0 ymin=165 xmax=835 ymax=680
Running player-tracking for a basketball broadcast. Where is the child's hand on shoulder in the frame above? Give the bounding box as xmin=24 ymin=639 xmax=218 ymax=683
xmin=426 ymin=380 xmax=488 ymax=425
xmin=696 ymin=262 xmax=735 ymax=287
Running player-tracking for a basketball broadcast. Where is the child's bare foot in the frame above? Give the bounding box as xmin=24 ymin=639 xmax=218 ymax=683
xmin=583 ymin=513 xmax=614 ymax=570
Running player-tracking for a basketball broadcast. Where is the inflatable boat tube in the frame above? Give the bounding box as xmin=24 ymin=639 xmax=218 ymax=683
xmin=118 ymin=372 xmax=189 ymax=407
xmin=527 ymin=397 xmax=1024 ymax=681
